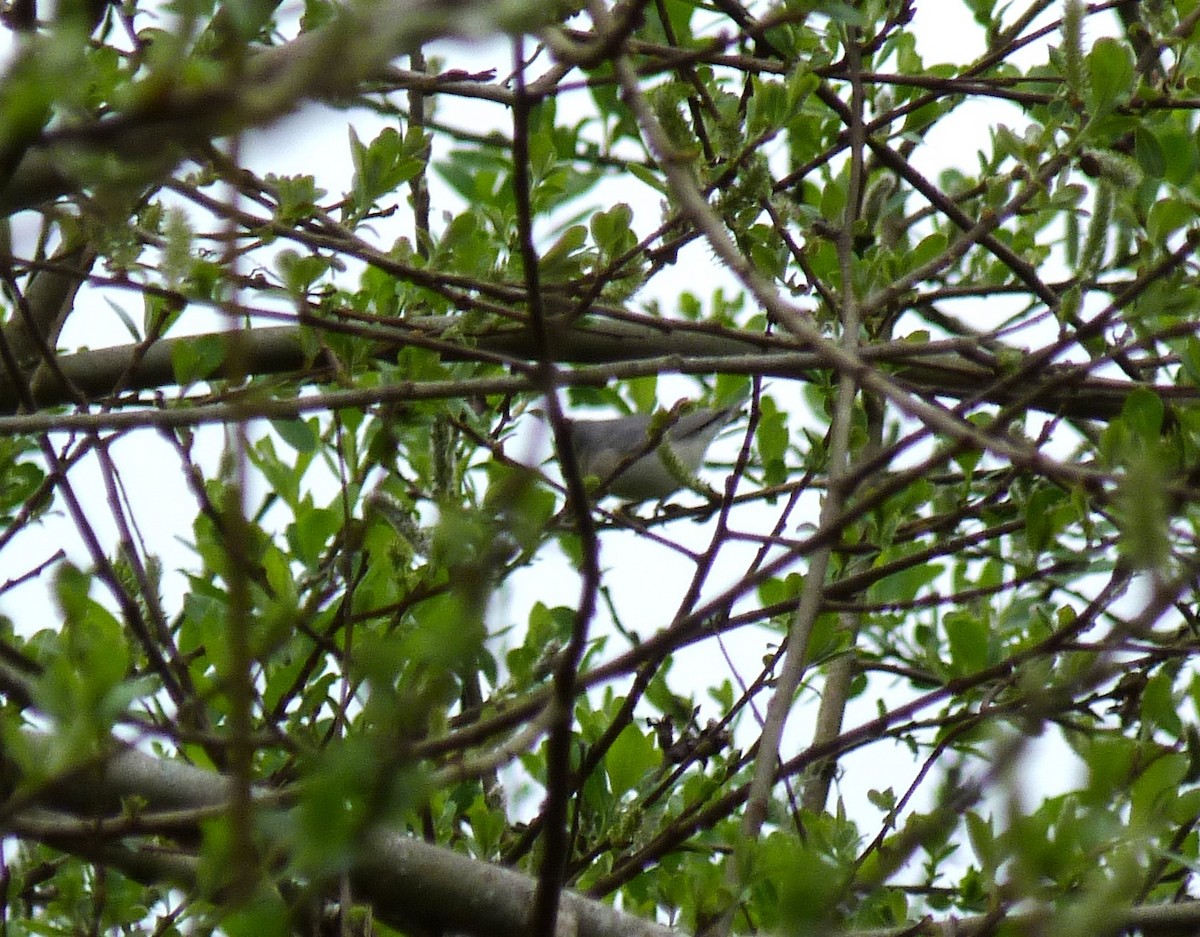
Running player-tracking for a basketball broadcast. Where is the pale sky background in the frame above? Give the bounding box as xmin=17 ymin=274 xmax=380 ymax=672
xmin=0 ymin=0 xmax=1131 ymax=842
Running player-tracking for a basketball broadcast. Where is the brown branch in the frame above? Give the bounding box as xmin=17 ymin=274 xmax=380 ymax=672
xmin=0 ymin=318 xmax=1192 ymax=422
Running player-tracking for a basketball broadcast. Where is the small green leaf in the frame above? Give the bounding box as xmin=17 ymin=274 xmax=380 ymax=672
xmin=540 ymin=224 xmax=589 ymax=278
xmin=287 ymin=505 xmax=341 ymax=568
xmin=1121 ymin=387 xmax=1164 ymax=442
xmin=104 ymin=297 xmax=142 ymax=342
xmin=1142 ymin=671 xmax=1183 ymax=738
xmin=908 ymin=231 xmax=948 ymax=271
xmin=1115 ymin=452 xmax=1170 ymax=570
xmin=628 ymin=376 xmax=657 ymax=413
xmin=590 ymin=202 xmax=634 ymax=255
xmin=944 ymin=610 xmax=988 ymax=675
xmin=273 ymin=418 xmax=318 ymax=453
xmin=755 ymin=401 xmax=788 ymax=486
xmin=1159 ymin=124 xmax=1199 ymax=185
xmin=1130 ymin=752 xmax=1188 ymax=824
xmin=606 ymin=724 xmax=657 ymax=795
xmin=268 ymin=173 xmax=327 ymax=224
xmin=1134 ymin=127 xmax=1166 ymax=180
xmin=628 ymin=162 xmax=668 ymax=194
xmin=216 ymin=893 xmax=293 ymax=937
xmin=171 ymin=334 xmax=227 ymax=385
xmin=220 ymin=0 xmax=277 ymax=38
xmin=1180 ymin=336 xmax=1200 ymax=385
xmin=870 ymin=562 xmax=942 ymax=606
xmin=276 ymin=249 xmax=333 ymax=293
xmin=1085 ymin=38 xmax=1133 ymax=114
xmin=1147 ymin=198 xmax=1192 ymax=243
xmin=1025 ymin=485 xmax=1065 ymax=554
xmin=759 ymin=572 xmax=803 ymax=606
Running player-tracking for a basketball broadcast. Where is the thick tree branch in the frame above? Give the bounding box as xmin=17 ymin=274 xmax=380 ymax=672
xmin=2 ymin=318 xmax=1191 ymax=423
xmin=0 ymin=240 xmax=96 ymax=401
xmin=21 ymin=737 xmax=676 ymax=937
xmin=13 ymin=732 xmax=1200 ymax=937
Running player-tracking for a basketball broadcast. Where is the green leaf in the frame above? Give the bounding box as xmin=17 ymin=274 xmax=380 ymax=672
xmin=1115 ymin=452 xmax=1170 ymax=570
xmin=944 ymin=610 xmax=989 ymax=675
xmin=965 ymin=811 xmax=997 ymax=872
xmin=759 ymin=572 xmax=803 ymax=607
xmin=755 ymin=399 xmax=789 ymax=486
xmin=907 ymin=231 xmax=948 ymax=271
xmin=1134 ymin=127 xmax=1166 ymax=180
xmin=1120 ymin=387 xmax=1164 ymax=444
xmin=436 ymin=209 xmax=499 ymax=277
xmin=870 ymin=561 xmax=942 ymax=606
xmin=756 ymin=834 xmax=840 ymax=933
xmin=171 ymin=333 xmax=227 ymax=385
xmin=249 ymin=435 xmax=301 ymax=507
xmin=1130 ymin=752 xmax=1188 ymax=824
xmin=1025 ymin=484 xmax=1066 ymax=554
xmin=590 ymin=202 xmax=635 ymax=255
xmin=540 ymin=224 xmax=590 ymax=280
xmin=219 ymin=0 xmax=277 ymax=39
xmin=273 ymin=418 xmax=318 ymax=453
xmin=268 ymin=173 xmax=327 ymax=224
xmin=216 ymin=893 xmax=293 ymax=937
xmin=1181 ymin=336 xmax=1200 ymax=386
xmin=348 ymin=126 xmax=427 ymax=216
xmin=1085 ymin=38 xmax=1134 ymax=114
xmin=1147 ymin=197 xmax=1192 ymax=243
xmin=286 ymin=505 xmax=340 ymax=569
xmin=104 ymin=297 xmax=142 ymax=342
xmin=1142 ymin=671 xmax=1183 ymax=738
xmin=1159 ymin=123 xmax=1199 ymax=185
xmin=276 ymin=249 xmax=334 ymax=293
xmin=606 ymin=723 xmax=657 ymax=795
xmin=628 ymin=162 xmax=668 ymax=194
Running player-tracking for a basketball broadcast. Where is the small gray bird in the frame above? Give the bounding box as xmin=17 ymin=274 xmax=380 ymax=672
xmin=565 ymin=406 xmax=737 ymax=501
